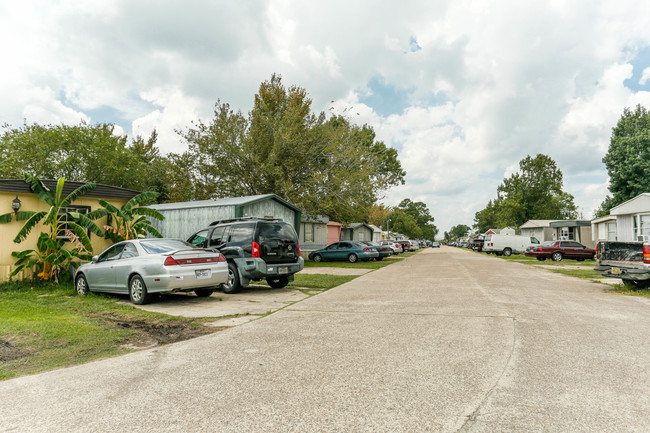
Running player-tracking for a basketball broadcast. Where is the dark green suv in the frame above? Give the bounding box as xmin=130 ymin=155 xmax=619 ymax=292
xmin=187 ymin=217 xmax=304 ymax=293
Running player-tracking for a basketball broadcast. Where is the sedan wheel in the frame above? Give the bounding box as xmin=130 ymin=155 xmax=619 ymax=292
xmin=552 ymin=252 xmax=563 ymax=262
xmin=348 ymin=253 xmax=358 ymax=263
xmin=129 ymin=275 xmax=151 ymax=305
xmin=75 ymin=275 xmax=89 ymax=295
xmin=313 ymin=254 xmax=322 ymax=262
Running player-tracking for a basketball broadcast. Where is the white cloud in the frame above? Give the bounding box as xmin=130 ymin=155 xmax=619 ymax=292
xmin=3 ymin=0 xmax=650 ymax=234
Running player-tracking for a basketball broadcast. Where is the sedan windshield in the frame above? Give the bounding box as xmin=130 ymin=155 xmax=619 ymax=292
xmin=140 ymin=239 xmax=193 ymax=254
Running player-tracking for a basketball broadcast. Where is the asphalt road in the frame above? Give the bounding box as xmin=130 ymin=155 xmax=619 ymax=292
xmin=1 ymin=247 xmax=649 ymax=432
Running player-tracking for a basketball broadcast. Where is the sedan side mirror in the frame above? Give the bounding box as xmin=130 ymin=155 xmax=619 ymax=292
xmin=92 ymin=256 xmax=99 ymax=263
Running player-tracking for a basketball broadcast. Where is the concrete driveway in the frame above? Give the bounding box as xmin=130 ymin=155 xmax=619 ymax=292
xmin=1 ymin=247 xmax=648 ymax=432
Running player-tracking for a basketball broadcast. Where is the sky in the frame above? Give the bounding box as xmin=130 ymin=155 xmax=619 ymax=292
xmin=2 ymin=0 xmax=650 ymax=236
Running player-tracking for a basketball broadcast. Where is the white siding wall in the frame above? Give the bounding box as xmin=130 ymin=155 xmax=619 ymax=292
xmin=617 ymin=215 xmax=634 ymax=242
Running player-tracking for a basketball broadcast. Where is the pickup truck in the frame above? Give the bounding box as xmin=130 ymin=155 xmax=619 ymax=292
xmin=594 ymin=241 xmax=650 ymax=289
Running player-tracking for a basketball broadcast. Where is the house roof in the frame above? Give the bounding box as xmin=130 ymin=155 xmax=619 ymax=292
xmin=346 ymin=223 xmax=374 ymax=231
xmin=549 ymin=220 xmax=592 ymax=228
xmin=367 ymin=224 xmax=382 ymax=232
xmin=610 ymin=193 xmax=650 ymax=216
xmin=520 ymin=220 xmax=555 ymax=229
xmin=0 ymin=179 xmax=141 ymax=200
xmin=591 ymin=214 xmax=617 ymax=224
xmin=150 ymin=194 xmax=300 ymax=213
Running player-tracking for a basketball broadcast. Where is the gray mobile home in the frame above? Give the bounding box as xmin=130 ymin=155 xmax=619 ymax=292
xmin=149 ymin=194 xmax=302 ymax=240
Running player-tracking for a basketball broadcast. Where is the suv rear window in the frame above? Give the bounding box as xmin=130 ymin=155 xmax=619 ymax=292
xmin=258 ymin=222 xmax=297 ymax=242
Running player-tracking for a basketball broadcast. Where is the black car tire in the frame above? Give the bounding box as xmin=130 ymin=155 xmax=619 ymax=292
xmin=266 ymin=276 xmax=289 ymax=289
xmin=129 ymin=275 xmax=151 ymax=305
xmin=221 ymin=263 xmax=241 ymax=294
xmin=552 ymin=252 xmax=563 ymax=262
xmin=313 ymin=254 xmax=322 ymax=262
xmin=536 ymin=257 xmax=546 ymax=261
xmin=377 ymin=257 xmax=384 ymax=261
xmin=75 ymin=274 xmax=89 ymax=296
xmin=194 ymin=289 xmax=214 ymax=297
xmin=503 ymin=248 xmax=512 ymax=257
xmin=348 ymin=253 xmax=358 ymax=263
xmin=623 ymin=279 xmax=650 ymax=290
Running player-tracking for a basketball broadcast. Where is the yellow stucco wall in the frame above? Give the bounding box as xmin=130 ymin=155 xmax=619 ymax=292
xmin=0 ymin=191 xmax=129 ymax=281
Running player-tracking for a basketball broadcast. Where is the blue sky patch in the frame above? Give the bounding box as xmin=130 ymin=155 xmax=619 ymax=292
xmin=359 ymin=76 xmax=413 ymax=117
xmin=623 ymin=45 xmax=650 ymax=91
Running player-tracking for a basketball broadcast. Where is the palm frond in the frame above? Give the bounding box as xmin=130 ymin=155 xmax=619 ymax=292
xmin=59 ymin=182 xmax=97 ymax=208
xmin=123 ymin=191 xmax=160 ymax=212
xmin=13 ymin=211 xmax=48 ymax=243
xmin=0 ymin=212 xmax=13 ymax=223
xmin=15 ymin=211 xmax=36 ymax=221
xmin=66 ymin=222 xmax=94 ymax=252
xmin=85 ymin=208 xmax=111 ymax=220
xmin=23 ymin=173 xmax=54 ymax=205
xmin=55 ymin=177 xmax=65 ymax=204
xmin=131 ymin=206 xmax=164 ymax=221
xmin=97 ymin=199 xmax=121 ymax=214
xmin=69 ymin=212 xmax=104 ymax=237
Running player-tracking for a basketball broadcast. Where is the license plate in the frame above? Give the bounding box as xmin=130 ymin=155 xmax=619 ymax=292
xmin=611 ymin=267 xmax=622 ymax=275
xmin=278 ymin=266 xmax=288 ymax=274
xmin=195 ymin=269 xmax=211 ymax=279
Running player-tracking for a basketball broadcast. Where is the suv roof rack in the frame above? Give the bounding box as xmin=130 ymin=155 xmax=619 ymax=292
xmin=209 ymin=216 xmax=284 ymax=226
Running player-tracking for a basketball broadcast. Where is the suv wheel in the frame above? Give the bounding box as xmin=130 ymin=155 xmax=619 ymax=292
xmin=266 ymin=276 xmax=289 ymax=289
xmin=221 ymin=263 xmax=241 ymax=294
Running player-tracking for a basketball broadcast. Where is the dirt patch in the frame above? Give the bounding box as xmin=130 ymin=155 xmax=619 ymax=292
xmin=0 ymin=339 xmax=30 ymax=362
xmin=92 ymin=312 xmax=225 ymax=349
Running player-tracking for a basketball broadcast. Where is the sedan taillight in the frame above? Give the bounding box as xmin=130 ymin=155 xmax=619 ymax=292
xmin=164 ymin=254 xmax=225 ymax=266
xmin=363 ymin=247 xmax=369 ymax=251
xmin=644 ymin=245 xmax=650 ymax=264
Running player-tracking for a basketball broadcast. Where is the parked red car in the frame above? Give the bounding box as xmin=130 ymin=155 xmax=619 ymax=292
xmin=524 ymin=240 xmax=596 ymax=262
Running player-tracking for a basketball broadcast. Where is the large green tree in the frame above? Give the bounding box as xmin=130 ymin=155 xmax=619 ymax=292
xmin=179 ymin=74 xmax=405 ymax=223
xmin=597 ymin=105 xmax=650 ymax=216
xmin=0 ymin=122 xmax=168 ymax=197
xmin=474 ymin=154 xmax=577 ymax=230
xmin=397 ymin=198 xmax=437 ymax=239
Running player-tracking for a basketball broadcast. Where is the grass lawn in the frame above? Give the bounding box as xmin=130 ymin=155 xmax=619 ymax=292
xmin=289 ymin=273 xmax=357 ymax=290
xmin=495 ymin=253 xmax=598 ymax=266
xmin=0 ymin=281 xmax=220 ymax=381
xmin=491 ymin=252 xmax=650 ymax=297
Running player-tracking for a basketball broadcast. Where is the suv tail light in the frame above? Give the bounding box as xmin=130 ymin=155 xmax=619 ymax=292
xmin=595 ymin=243 xmax=599 ymax=261
xmin=252 ymin=241 xmax=260 ymax=258
xmin=643 ymin=245 xmax=650 ymax=264
xmin=298 ymin=243 xmax=301 ymax=256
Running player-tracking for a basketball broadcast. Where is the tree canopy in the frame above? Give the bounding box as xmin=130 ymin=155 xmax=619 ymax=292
xmin=0 ymin=122 xmax=169 ymax=200
xmin=474 ymin=154 xmax=577 ymax=231
xmin=0 ymin=74 xmax=406 ymax=225
xmin=178 ymin=74 xmax=405 ymax=223
xmin=597 ymin=104 xmax=650 ymax=216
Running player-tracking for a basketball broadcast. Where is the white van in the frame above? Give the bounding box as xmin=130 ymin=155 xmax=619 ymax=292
xmin=483 ymin=234 xmax=540 ymax=256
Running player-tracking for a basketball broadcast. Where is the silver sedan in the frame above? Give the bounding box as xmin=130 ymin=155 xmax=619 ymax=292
xmin=74 ymin=239 xmax=228 ymax=304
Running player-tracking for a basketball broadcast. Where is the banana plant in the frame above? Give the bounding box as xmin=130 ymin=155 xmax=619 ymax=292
xmin=86 ymin=191 xmax=164 ymax=242
xmin=0 ymin=174 xmax=103 ymax=281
